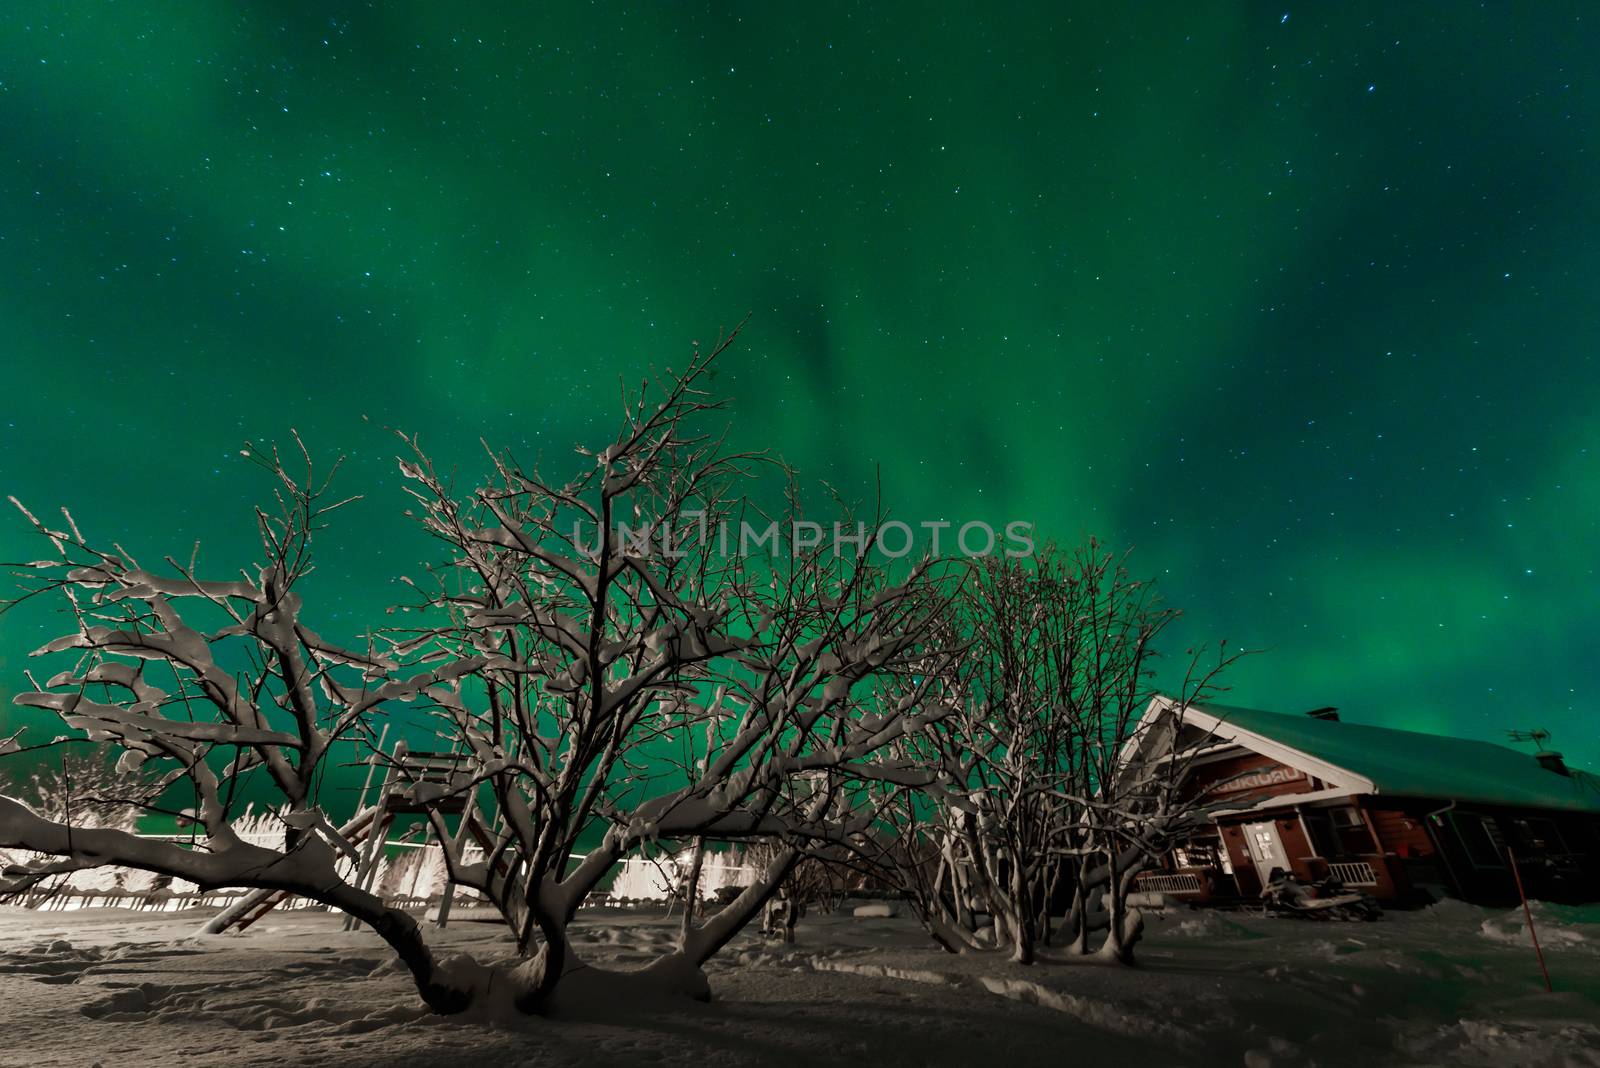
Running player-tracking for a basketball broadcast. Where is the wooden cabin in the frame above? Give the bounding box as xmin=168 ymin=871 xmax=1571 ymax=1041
xmin=1129 ymin=698 xmax=1600 ymax=907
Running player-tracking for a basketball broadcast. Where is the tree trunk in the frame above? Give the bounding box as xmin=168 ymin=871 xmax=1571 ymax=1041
xmin=320 ymin=880 xmax=486 ymax=1014
xmin=678 ymin=836 xmax=707 ymax=949
xmin=1037 ymin=860 xmax=1061 ymax=948
xmin=681 ymin=845 xmax=800 ymax=965
xmin=1004 ymin=864 xmax=1034 ymax=964
xmin=584 ymin=845 xmax=799 ymax=1006
xmin=1095 ymin=850 xmax=1148 ymax=964
xmin=1104 ymin=848 xmax=1123 ymax=953
xmin=0 ymin=800 xmax=498 ymax=1016
xmin=1065 ymin=877 xmax=1091 ymax=955
xmin=920 ymin=908 xmax=989 ymax=954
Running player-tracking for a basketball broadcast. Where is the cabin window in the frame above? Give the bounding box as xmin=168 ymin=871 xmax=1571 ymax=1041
xmin=1510 ymin=817 xmax=1566 ymax=857
xmin=1175 ymin=840 xmax=1224 ymax=871
xmin=1329 ymin=807 xmax=1376 ymax=854
xmin=1451 ymin=813 xmax=1506 ymax=868
xmin=1302 ymin=810 xmax=1333 ymax=856
xmin=1301 ymin=806 xmax=1376 ymax=857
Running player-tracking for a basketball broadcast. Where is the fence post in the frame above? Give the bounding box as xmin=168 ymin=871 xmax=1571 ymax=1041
xmin=1506 ymin=847 xmax=1553 ymax=993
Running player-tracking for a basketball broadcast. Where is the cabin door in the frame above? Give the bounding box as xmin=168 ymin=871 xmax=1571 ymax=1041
xmin=1242 ymin=821 xmax=1290 ymax=884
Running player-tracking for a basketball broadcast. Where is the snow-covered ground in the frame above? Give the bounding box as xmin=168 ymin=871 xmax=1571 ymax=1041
xmin=1 ymin=899 xmax=1597 ymax=1068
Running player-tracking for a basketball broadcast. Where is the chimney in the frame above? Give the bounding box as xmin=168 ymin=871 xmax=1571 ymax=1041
xmin=1535 ymin=751 xmax=1570 ymax=777
xmin=1305 ymin=707 xmax=1340 ymax=722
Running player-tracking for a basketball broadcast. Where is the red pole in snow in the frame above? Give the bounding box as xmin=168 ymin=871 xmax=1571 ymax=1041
xmin=1506 ymin=848 xmax=1553 ymax=993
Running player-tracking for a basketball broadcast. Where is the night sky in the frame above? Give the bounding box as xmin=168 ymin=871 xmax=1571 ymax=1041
xmin=2 ymin=5 xmax=1597 ymax=770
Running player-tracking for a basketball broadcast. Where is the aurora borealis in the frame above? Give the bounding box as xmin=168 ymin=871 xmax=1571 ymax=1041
xmin=2 ymin=5 xmax=1597 ymax=769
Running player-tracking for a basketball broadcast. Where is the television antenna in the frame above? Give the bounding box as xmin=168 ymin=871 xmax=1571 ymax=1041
xmin=1506 ymin=728 xmax=1554 ymax=752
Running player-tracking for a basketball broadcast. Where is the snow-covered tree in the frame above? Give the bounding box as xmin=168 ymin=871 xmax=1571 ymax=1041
xmin=866 ymin=543 xmax=1238 ymax=964
xmin=373 ymin=325 xmax=959 ymax=1006
xmin=0 ymin=327 xmax=959 ymax=1014
xmin=0 ymin=439 xmax=491 ymax=1010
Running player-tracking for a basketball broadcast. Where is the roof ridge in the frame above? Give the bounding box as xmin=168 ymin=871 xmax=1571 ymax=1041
xmin=1165 ymin=697 xmax=1600 ymax=810
xmin=1187 ymin=698 xmax=1589 ymax=767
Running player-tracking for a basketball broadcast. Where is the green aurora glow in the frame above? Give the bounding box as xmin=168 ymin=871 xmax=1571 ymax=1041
xmin=2 ymin=5 xmax=1598 ymax=774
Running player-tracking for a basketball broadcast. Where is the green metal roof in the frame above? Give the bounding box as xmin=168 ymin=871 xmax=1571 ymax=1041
xmin=1190 ymin=702 xmax=1600 ymax=815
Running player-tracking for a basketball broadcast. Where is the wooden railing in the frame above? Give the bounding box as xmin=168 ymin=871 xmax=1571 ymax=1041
xmin=1327 ymin=860 xmax=1378 ymax=886
xmin=1134 ymin=871 xmax=1205 ymax=895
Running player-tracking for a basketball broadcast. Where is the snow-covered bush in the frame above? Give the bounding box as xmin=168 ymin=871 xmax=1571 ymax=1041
xmin=2 ymin=751 xmax=143 ymax=833
xmin=0 ymin=751 xmax=148 ymax=901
